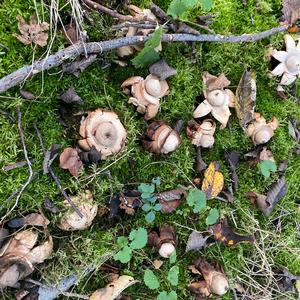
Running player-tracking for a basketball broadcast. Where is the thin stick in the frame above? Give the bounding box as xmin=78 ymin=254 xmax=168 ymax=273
xmin=2 ymin=160 xmax=27 ymax=171
xmin=33 ymin=124 xmax=83 ymax=218
xmin=0 ymin=25 xmax=287 ymax=94
xmin=1 ymin=107 xmax=34 ymax=222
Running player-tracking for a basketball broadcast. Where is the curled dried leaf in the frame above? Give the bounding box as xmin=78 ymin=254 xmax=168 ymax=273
xmin=7 ymin=213 xmax=50 ymax=228
xmin=185 ymin=231 xmax=209 ymax=253
xmin=149 ymin=59 xmax=177 ymax=80
xmin=20 ymin=90 xmax=35 ymax=100
xmin=59 ymin=147 xmax=83 ymax=177
xmin=201 ymin=162 xmax=224 ymax=199
xmin=156 ymin=188 xmax=185 ymax=213
xmin=59 ymin=88 xmax=83 ymax=104
xmin=281 ymin=0 xmax=300 ymax=26
xmin=209 ymin=218 xmax=255 ymax=246
xmin=119 ymin=191 xmax=142 ymax=215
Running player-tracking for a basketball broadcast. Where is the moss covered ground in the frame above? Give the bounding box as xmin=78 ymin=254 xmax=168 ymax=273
xmin=0 ymin=0 xmax=300 ymax=299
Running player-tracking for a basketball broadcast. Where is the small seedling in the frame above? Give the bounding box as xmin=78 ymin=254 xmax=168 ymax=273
xmin=114 ymin=227 xmax=148 ymax=263
xmin=258 ymin=160 xmax=277 ymax=178
xmin=138 ymin=178 xmax=162 ymax=223
xmin=186 ymin=188 xmax=207 ymax=213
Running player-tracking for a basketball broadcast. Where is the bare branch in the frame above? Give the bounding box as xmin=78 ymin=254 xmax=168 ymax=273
xmin=2 ymin=160 xmax=27 ymax=171
xmin=0 ymin=26 xmax=287 ymax=94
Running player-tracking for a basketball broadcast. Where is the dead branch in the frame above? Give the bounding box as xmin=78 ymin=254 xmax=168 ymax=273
xmin=33 ymin=124 xmax=83 ymax=218
xmin=1 ymin=107 xmax=34 ymax=222
xmin=2 ymin=160 xmax=27 ymax=171
xmin=0 ymin=25 xmax=287 ymax=94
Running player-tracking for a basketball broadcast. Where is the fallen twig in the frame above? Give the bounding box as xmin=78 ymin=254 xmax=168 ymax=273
xmin=33 ymin=124 xmax=83 ymax=218
xmin=0 ymin=25 xmax=287 ymax=94
xmin=1 ymin=107 xmax=34 ymax=222
xmin=2 ymin=160 xmax=27 ymax=171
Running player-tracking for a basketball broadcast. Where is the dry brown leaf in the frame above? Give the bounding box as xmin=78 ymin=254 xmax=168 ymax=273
xmin=235 ymin=70 xmax=256 ymax=130
xmin=152 ymin=259 xmax=163 ymax=269
xmin=209 ymin=218 xmax=255 ymax=246
xmin=185 ymin=231 xmax=209 ymax=253
xmin=157 ymin=188 xmax=185 ymax=213
xmin=14 ymin=15 xmax=49 ymax=47
xmin=59 ymin=147 xmax=83 ymax=177
xmin=89 ymin=275 xmax=137 ymax=300
xmin=119 ymin=191 xmax=141 ymax=215
xmin=201 ymin=162 xmax=224 ymax=199
xmin=7 ymin=213 xmax=49 ymax=228
xmin=281 ymin=0 xmax=300 ymax=26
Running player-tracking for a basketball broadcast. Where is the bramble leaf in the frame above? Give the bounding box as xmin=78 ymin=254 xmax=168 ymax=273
xmin=113 ymin=246 xmax=132 ymax=263
xmin=129 ymin=227 xmax=148 ymax=249
xmin=206 ymin=208 xmax=219 ymax=225
xmin=167 ymin=266 xmax=179 ymax=286
xmin=144 ymin=269 xmax=160 ymax=289
xmin=258 ymin=160 xmax=277 ymax=178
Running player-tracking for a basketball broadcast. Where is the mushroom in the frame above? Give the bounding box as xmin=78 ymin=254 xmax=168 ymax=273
xmin=0 ymin=230 xmax=53 ymax=288
xmin=59 ymin=147 xmax=83 ymax=176
xmin=148 ymin=226 xmax=177 ymax=258
xmin=193 ymin=72 xmax=235 ymax=129
xmin=188 ymin=258 xmax=229 ymax=298
xmin=79 ymin=109 xmax=127 ymax=160
xmin=246 ymin=113 xmax=278 ymax=145
xmin=271 ymin=35 xmax=300 ymax=86
xmin=58 ymin=190 xmax=97 ymax=231
xmin=142 ymin=121 xmax=181 ymax=154
xmin=121 ymin=75 xmax=169 ymax=120
xmin=117 ymin=5 xmax=158 ymax=58
xmin=186 ymin=119 xmax=216 ymax=148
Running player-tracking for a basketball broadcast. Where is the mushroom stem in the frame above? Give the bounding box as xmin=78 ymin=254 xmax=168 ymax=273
xmin=195 ymin=146 xmax=207 ymax=173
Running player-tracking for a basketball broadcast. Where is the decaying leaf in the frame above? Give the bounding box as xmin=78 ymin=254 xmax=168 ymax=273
xmin=7 ymin=213 xmax=50 ymax=228
xmin=62 ymin=54 xmax=97 ymax=77
xmin=14 ymin=15 xmax=49 ymax=47
xmin=201 ymin=162 xmax=224 ymax=199
xmin=89 ymin=275 xmax=137 ymax=300
xmin=185 ymin=231 xmax=209 ymax=253
xmin=224 ymin=151 xmax=239 ymax=192
xmin=149 ymin=59 xmax=177 ymax=81
xmin=281 ymin=0 xmax=300 ymax=26
xmin=275 ymin=266 xmax=300 ymax=293
xmin=59 ymin=147 xmax=83 ymax=177
xmin=188 ymin=257 xmax=229 ymax=298
xmin=79 ymin=146 xmax=101 ymax=164
xmin=156 ymin=188 xmax=186 ymax=213
xmin=0 ymin=229 xmax=9 ymax=249
xmin=59 ymin=88 xmax=84 ymax=104
xmin=148 ymin=226 xmax=177 ymax=258
xmin=152 ymin=259 xmax=164 ymax=269
xmin=44 ymin=198 xmax=60 ymax=213
xmin=235 ymin=70 xmax=256 ymax=130
xmin=245 ymin=177 xmax=288 ymax=217
xmin=288 ymin=117 xmax=300 ymax=142
xmin=209 ymin=218 xmax=255 ymax=246
xmin=20 ymin=90 xmax=35 ymax=100
xmin=58 ymin=190 xmax=97 ymax=231
xmin=0 ymin=230 xmax=53 ymax=288
xmin=62 ymin=23 xmax=87 ymax=45
xmin=119 ymin=191 xmax=142 ymax=215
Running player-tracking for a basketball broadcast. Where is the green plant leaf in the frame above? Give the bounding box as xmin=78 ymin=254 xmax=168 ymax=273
xmin=129 ymin=227 xmax=148 ymax=249
xmin=167 ymin=0 xmax=198 ymax=19
xmin=142 ymin=203 xmax=152 ymax=212
xmin=258 ymin=160 xmax=277 ymax=178
xmin=187 ymin=188 xmax=207 ymax=213
xmin=157 ymin=291 xmax=177 ymax=300
xmin=144 ymin=269 xmax=160 ymax=290
xmin=117 ymin=236 xmax=128 ymax=247
xmin=145 ymin=211 xmax=156 ymax=223
xmin=154 ymin=203 xmax=162 ymax=211
xmin=132 ymin=27 xmax=163 ymax=68
xmin=206 ymin=208 xmax=219 ymax=225
xmin=113 ymin=246 xmax=132 ymax=263
xmin=152 ymin=177 xmax=161 ymax=186
xmin=148 ymin=195 xmax=157 ymax=203
xmin=201 ymin=0 xmax=213 ymax=10
xmin=142 ymin=192 xmax=152 ymax=199
xmin=167 ymin=266 xmax=179 ymax=286
xmin=138 ymin=183 xmax=155 ymax=194
xmin=169 ymin=250 xmax=177 ymax=264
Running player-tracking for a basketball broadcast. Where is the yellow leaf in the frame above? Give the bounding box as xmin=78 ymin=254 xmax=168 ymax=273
xmin=201 ymin=162 xmax=224 ymax=199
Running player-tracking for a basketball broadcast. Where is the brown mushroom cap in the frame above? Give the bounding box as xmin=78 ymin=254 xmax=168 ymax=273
xmin=79 ymin=109 xmax=127 ymax=160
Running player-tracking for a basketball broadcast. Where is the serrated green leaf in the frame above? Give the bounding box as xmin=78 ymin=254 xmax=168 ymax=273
xmin=167 ymin=266 xmax=179 ymax=286
xmin=258 ymin=160 xmax=277 ymax=178
xmin=154 ymin=203 xmax=162 ymax=211
xmin=148 ymin=195 xmax=157 ymax=203
xmin=157 ymin=291 xmax=177 ymax=300
xmin=206 ymin=208 xmax=219 ymax=225
xmin=142 ymin=192 xmax=152 ymax=199
xmin=117 ymin=236 xmax=128 ymax=247
xmin=145 ymin=211 xmax=156 ymax=223
xmin=139 ymin=183 xmax=155 ymax=194
xmin=169 ymin=250 xmax=177 ymax=264
xmin=113 ymin=246 xmax=132 ymax=263
xmin=187 ymin=188 xmax=207 ymax=213
xmin=167 ymin=0 xmax=198 ymax=19
xmin=142 ymin=203 xmax=151 ymax=212
xmin=144 ymin=269 xmax=160 ymax=290
xmin=152 ymin=177 xmax=161 ymax=186
xmin=129 ymin=227 xmax=148 ymax=249
xmin=132 ymin=27 xmax=163 ymax=68
xmin=201 ymin=0 xmax=213 ymax=10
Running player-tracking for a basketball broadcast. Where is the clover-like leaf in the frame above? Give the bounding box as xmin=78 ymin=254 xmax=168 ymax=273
xmin=117 ymin=236 xmax=128 ymax=247
xmin=142 ymin=203 xmax=152 ymax=212
xmin=157 ymin=290 xmax=177 ymax=300
xmin=129 ymin=227 xmax=148 ymax=250
xmin=187 ymin=188 xmax=207 ymax=213
xmin=154 ymin=203 xmax=162 ymax=211
xmin=113 ymin=246 xmax=132 ymax=263
xmin=167 ymin=0 xmax=198 ymax=19
xmin=167 ymin=266 xmax=179 ymax=286
xmin=146 ymin=211 xmax=156 ymax=223
xmin=138 ymin=183 xmax=155 ymax=194
xmin=201 ymin=0 xmax=213 ymax=10
xmin=258 ymin=160 xmax=277 ymax=178
xmin=144 ymin=269 xmax=160 ymax=290
xmin=169 ymin=250 xmax=177 ymax=264
xmin=206 ymin=208 xmax=219 ymax=225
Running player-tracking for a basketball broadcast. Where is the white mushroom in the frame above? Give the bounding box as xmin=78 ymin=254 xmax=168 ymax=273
xmin=79 ymin=109 xmax=127 ymax=159
xmin=193 ymin=72 xmax=235 ymax=129
xmin=158 ymin=242 xmax=176 ymax=258
xmin=121 ymin=75 xmax=169 ymax=120
xmin=209 ymin=272 xmax=229 ymax=296
xmin=271 ymin=35 xmax=300 ymax=85
xmin=246 ymin=113 xmax=278 ymax=145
